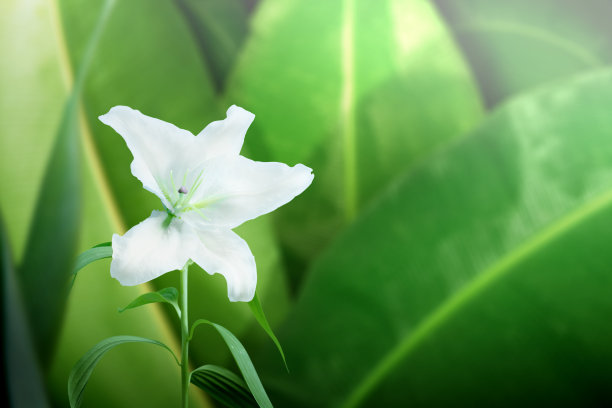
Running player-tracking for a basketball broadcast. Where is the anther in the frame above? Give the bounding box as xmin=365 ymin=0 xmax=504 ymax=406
xmin=178 ymin=186 xmax=188 ymax=194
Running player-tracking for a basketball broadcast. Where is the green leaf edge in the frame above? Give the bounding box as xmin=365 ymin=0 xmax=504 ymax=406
xmin=71 ymin=241 xmax=112 ymax=287
xmin=67 ymin=335 xmax=179 ymax=408
xmin=248 ymin=291 xmax=289 ymax=372
xmin=189 ymin=319 xmax=273 ymax=408
xmin=118 ymin=287 xmax=181 ymax=318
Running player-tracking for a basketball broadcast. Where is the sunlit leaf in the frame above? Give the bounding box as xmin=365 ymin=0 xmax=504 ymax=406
xmin=258 ymin=69 xmax=612 ymax=407
xmin=191 ymin=364 xmax=257 ymax=408
xmin=190 ymin=319 xmax=272 ymax=408
xmin=18 ymin=0 xmax=116 ymax=366
xmin=228 ymin=0 xmax=483 ymax=285
xmin=68 ymin=335 xmax=179 ymax=408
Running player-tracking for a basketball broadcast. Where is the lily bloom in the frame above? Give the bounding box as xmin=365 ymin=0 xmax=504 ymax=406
xmin=99 ymin=105 xmax=313 ymax=302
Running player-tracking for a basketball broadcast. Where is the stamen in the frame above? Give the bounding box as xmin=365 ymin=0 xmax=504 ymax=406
xmin=178 ymin=186 xmax=188 ymax=194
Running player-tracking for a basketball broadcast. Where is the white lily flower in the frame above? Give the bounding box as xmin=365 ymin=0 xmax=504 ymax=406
xmin=99 ymin=105 xmax=314 ymax=302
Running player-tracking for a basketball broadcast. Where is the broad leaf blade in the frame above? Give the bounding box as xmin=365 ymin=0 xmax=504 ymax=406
xmin=248 ymin=292 xmax=287 ymax=371
xmin=191 ymin=364 xmax=257 ymax=408
xmin=258 ymin=69 xmax=612 ymax=406
xmin=18 ymin=0 xmax=116 ymax=366
xmin=68 ymin=335 xmax=178 ymax=408
xmin=228 ymin=0 xmax=483 ymax=283
xmin=434 ymin=0 xmax=612 ymax=107
xmin=1 ymin=215 xmax=50 ymax=407
xmin=118 ymin=287 xmax=180 ymax=318
xmin=191 ymin=320 xmax=272 ymax=408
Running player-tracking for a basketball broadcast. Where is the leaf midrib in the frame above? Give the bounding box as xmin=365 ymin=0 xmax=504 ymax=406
xmin=340 ymin=186 xmax=612 ymax=408
xmin=341 ymin=0 xmax=357 ymax=221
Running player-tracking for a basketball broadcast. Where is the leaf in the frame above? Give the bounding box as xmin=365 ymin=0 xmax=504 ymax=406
xmin=191 ymin=364 xmax=257 ymax=408
xmin=433 ymin=0 xmax=612 ymax=107
xmin=173 ymin=0 xmax=251 ymax=92
xmin=118 ymin=287 xmax=181 ymax=318
xmin=68 ymin=335 xmax=179 ymax=408
xmin=257 ymin=69 xmax=612 ymax=407
xmin=71 ymin=242 xmax=111 ymax=283
xmin=190 ymin=319 xmax=272 ymax=408
xmin=18 ymin=0 xmax=117 ymax=367
xmin=1 ymin=215 xmax=50 ymax=407
xmin=248 ymin=292 xmax=288 ymax=371
xmin=227 ymin=0 xmax=483 ymax=283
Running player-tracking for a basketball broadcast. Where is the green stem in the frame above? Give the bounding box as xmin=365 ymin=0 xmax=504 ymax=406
xmin=180 ymin=262 xmax=190 ymax=408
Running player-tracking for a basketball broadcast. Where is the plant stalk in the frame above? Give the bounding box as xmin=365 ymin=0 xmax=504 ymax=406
xmin=180 ymin=262 xmax=190 ymax=408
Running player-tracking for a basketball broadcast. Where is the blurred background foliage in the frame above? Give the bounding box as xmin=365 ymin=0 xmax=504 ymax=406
xmin=3 ymin=0 xmax=612 ymax=407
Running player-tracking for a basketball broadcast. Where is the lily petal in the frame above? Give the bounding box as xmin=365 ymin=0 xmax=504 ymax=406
xmin=193 ymin=105 xmax=254 ymax=161
xmin=99 ymin=106 xmax=193 ymax=206
xmin=111 ymin=211 xmax=197 ymax=285
xmin=190 ymin=228 xmax=256 ymax=302
xmin=183 ymin=156 xmax=314 ymax=229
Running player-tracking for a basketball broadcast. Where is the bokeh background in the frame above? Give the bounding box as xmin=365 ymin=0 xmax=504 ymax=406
xmin=3 ymin=0 xmax=612 ymax=406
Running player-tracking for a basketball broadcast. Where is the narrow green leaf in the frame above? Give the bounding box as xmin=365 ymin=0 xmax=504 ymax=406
xmin=190 ymin=319 xmax=272 ymax=408
xmin=19 ymin=0 xmax=117 ymax=366
xmin=191 ymin=364 xmax=257 ymax=408
xmin=67 ymin=335 xmax=179 ymax=408
xmin=71 ymin=242 xmax=111 ymax=284
xmin=118 ymin=287 xmax=181 ymax=318
xmin=1 ymin=215 xmax=50 ymax=407
xmin=248 ymin=292 xmax=288 ymax=371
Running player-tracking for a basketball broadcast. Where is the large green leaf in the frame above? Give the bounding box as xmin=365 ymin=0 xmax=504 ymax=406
xmin=258 ymin=69 xmax=612 ymax=407
xmin=227 ymin=0 xmax=483 ymax=283
xmin=0 ymin=0 xmax=67 ymax=261
xmin=2 ymin=216 xmax=50 ymax=407
xmin=434 ymin=0 xmax=612 ymax=107
xmin=173 ymin=0 xmax=252 ymax=92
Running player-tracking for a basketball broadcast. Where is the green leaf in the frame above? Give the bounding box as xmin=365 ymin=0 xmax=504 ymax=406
xmin=191 ymin=364 xmax=257 ymax=408
xmin=248 ymin=292 xmax=288 ymax=371
xmin=71 ymin=242 xmax=111 ymax=283
xmin=118 ymin=287 xmax=181 ymax=318
xmin=190 ymin=319 xmax=272 ymax=408
xmin=1 ymin=215 xmax=50 ymax=407
xmin=228 ymin=0 xmax=483 ymax=283
xmin=434 ymin=0 xmax=612 ymax=107
xmin=258 ymin=69 xmax=612 ymax=407
xmin=68 ymin=335 xmax=179 ymax=408
xmin=173 ymin=0 xmax=251 ymax=92
xmin=18 ymin=0 xmax=117 ymax=367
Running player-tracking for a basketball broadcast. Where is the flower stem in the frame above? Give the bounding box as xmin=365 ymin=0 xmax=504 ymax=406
xmin=180 ymin=262 xmax=190 ymax=408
